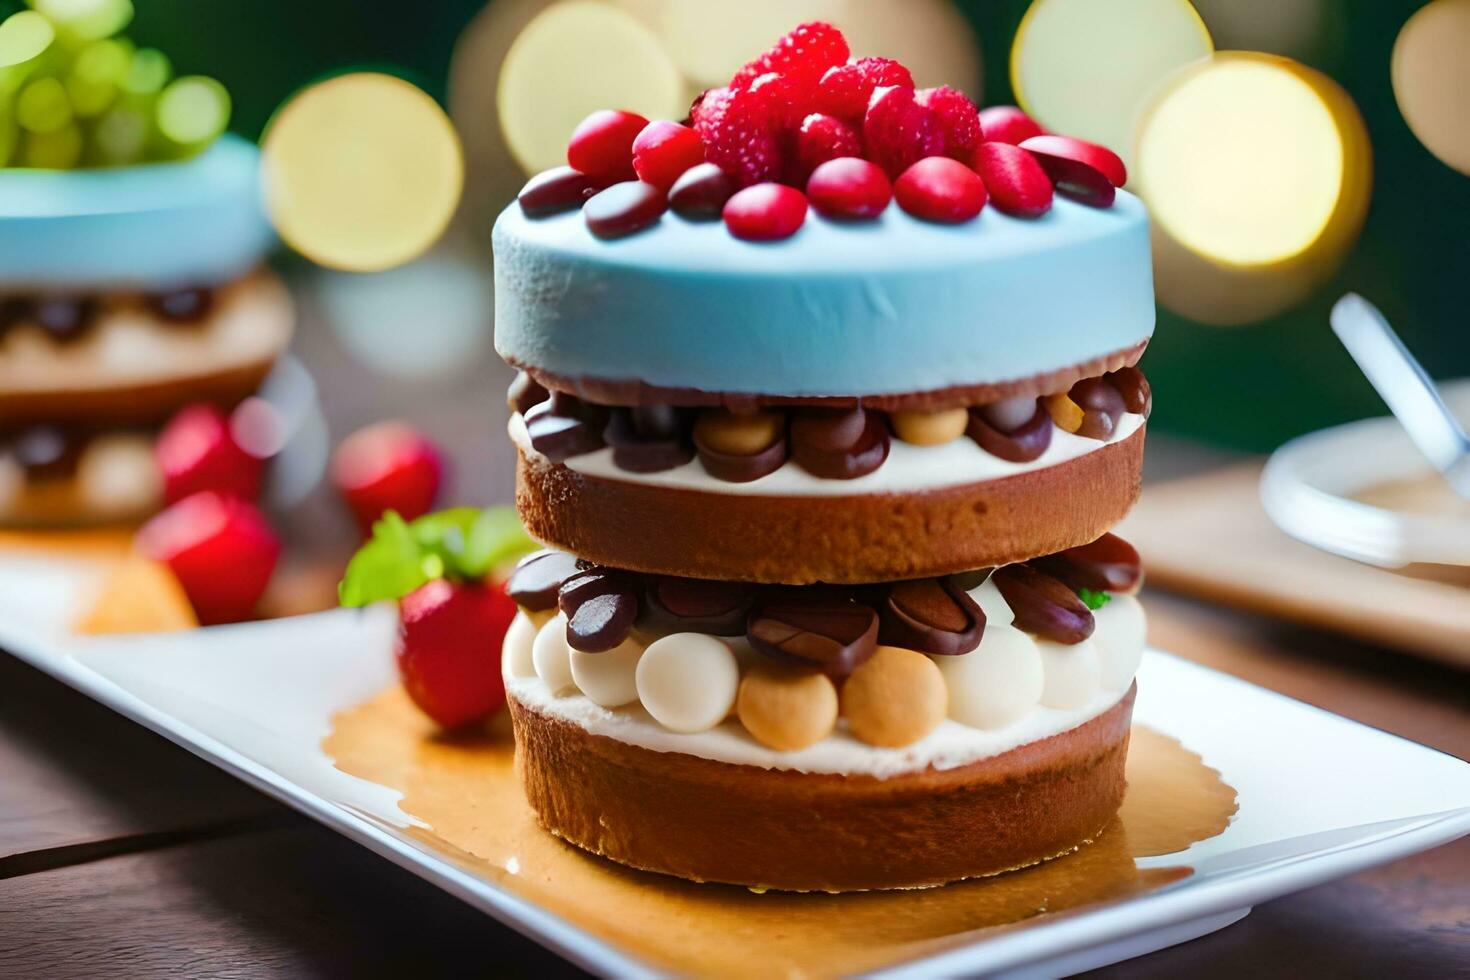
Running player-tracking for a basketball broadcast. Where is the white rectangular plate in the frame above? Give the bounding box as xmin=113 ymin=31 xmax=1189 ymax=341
xmin=2 ymin=554 xmax=1468 ymax=977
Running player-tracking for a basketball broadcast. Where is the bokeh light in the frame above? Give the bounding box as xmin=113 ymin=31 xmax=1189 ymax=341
xmin=639 ymin=0 xmax=842 ymax=90
xmin=1011 ymin=0 xmax=1212 ymax=164
xmin=1392 ymin=0 xmax=1470 ymax=176
xmin=836 ymin=0 xmax=982 ymax=95
xmin=1135 ymin=52 xmax=1371 ymax=325
xmin=497 ymin=0 xmax=685 ymax=175
xmin=262 ymin=72 xmax=463 ymax=272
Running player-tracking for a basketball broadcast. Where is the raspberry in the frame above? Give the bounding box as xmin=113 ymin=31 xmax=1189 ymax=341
xmin=795 ymin=113 xmax=861 ymax=182
xmin=566 ymin=109 xmax=647 ymax=182
xmin=732 ymin=21 xmax=850 ymax=92
xmin=973 ymin=141 xmax=1053 ymax=218
xmin=723 ymin=183 xmax=809 ymax=241
xmin=978 ymin=105 xmax=1044 ymax=145
xmin=864 ymin=85 xmax=944 ymax=179
xmin=331 ymin=421 xmax=445 ymax=536
xmin=631 ymin=120 xmax=706 ymax=188
xmin=916 ymin=86 xmax=981 ymax=160
xmin=692 ymin=85 xmax=783 ymax=187
xmin=744 ymin=71 xmax=808 ymax=130
xmin=894 ymin=157 xmax=987 ymax=223
xmin=816 ymin=57 xmax=914 ymax=122
xmin=806 ymin=157 xmax=892 ymax=220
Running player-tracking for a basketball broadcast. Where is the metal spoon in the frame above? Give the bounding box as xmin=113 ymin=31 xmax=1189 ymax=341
xmin=1330 ymin=292 xmax=1470 ymax=499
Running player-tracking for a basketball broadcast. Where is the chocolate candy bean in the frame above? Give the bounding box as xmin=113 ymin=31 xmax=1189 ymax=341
xmin=1033 ymin=533 xmax=1142 ymax=593
xmin=11 ymin=426 xmax=75 ymax=479
xmin=790 ymin=407 xmax=889 ymax=479
xmin=979 ymin=395 xmax=1039 ymax=434
xmin=507 ymin=371 xmax=549 ymax=415
xmin=604 ymin=405 xmax=694 ymax=473
xmin=518 ymin=166 xmax=601 ymax=217
xmin=966 ymin=403 xmax=1053 ymax=462
xmin=747 ymin=593 xmax=879 ymax=679
xmin=149 ymin=287 xmax=213 ymax=323
xmin=1105 ymin=366 xmax=1152 ymax=417
xmin=559 ymin=567 xmax=639 ymax=652
xmin=1043 ymin=392 xmax=1084 ymax=433
xmin=34 ymin=297 xmax=96 ymax=341
xmin=878 ymin=577 xmax=985 ymax=655
xmin=584 ymin=180 xmax=667 ymax=238
xmin=992 ymin=564 xmax=1095 ymax=645
xmin=507 ymin=549 xmax=581 ymax=611
xmin=642 ymin=576 xmax=758 ymax=635
xmin=668 ymin=163 xmax=737 ymax=219
xmin=890 ymin=407 xmax=968 ymax=446
xmin=1068 ymin=378 xmax=1126 ymax=441
xmin=693 ymin=408 xmax=788 ymax=482
xmin=524 ymin=392 xmax=607 ymax=462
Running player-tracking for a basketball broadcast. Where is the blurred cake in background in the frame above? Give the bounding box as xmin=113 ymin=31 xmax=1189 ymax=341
xmin=0 ymin=2 xmax=287 ymax=526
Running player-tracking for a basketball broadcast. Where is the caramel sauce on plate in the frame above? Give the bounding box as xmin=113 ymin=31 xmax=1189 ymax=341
xmin=326 ymin=688 xmax=1236 ymax=977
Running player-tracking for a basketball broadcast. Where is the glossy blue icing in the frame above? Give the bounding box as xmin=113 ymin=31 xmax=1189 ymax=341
xmin=0 ymin=134 xmax=275 ymax=290
xmin=493 ymin=190 xmax=1155 ymax=398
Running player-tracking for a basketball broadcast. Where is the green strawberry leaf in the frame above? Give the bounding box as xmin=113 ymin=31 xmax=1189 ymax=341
xmin=338 ymin=506 xmax=537 ymax=606
xmin=339 ymin=511 xmax=432 ymax=607
xmin=1078 ymin=587 xmax=1112 ymax=611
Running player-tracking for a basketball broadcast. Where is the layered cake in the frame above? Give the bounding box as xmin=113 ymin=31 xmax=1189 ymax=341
xmin=494 ymin=23 xmax=1153 ymax=891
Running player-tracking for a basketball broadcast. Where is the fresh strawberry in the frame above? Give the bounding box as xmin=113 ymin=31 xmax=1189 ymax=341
xmin=332 ymin=422 xmax=444 ymax=537
xmin=566 ymin=109 xmax=648 ymax=182
xmin=396 ymin=577 xmax=515 ymax=729
xmin=916 ymin=86 xmax=981 ymax=160
xmin=978 ymin=105 xmax=1045 ymax=145
xmin=631 ymin=120 xmax=705 ymax=189
xmin=692 ymin=86 xmax=783 ymax=187
xmin=817 ymin=57 xmax=914 ymax=122
xmin=974 ymin=141 xmax=1054 ymax=217
xmin=732 ymin=21 xmax=849 ymax=93
xmin=137 ymin=491 xmax=280 ymax=625
xmin=794 ymin=113 xmax=861 ymax=182
xmin=155 ymin=403 xmax=266 ymax=505
xmin=864 ymin=85 xmax=944 ymax=179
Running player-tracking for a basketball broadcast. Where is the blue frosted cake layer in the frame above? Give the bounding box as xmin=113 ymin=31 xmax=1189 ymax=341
xmin=493 ymin=190 xmax=1154 ymax=398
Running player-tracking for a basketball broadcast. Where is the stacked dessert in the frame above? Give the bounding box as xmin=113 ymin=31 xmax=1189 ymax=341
xmin=494 ymin=23 xmax=1154 ymax=892
xmin=0 ymin=12 xmax=285 ymax=526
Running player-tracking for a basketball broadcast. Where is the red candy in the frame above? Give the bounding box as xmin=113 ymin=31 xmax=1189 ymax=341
xmin=733 ymin=20 xmax=849 ymax=93
xmin=806 ymin=157 xmax=891 ymax=219
xmin=155 ymin=403 xmax=266 ymax=505
xmin=978 ymin=105 xmax=1044 ymax=145
xmin=723 ymin=183 xmax=808 ymax=241
xmin=973 ymin=142 xmax=1053 ymax=218
xmin=518 ymin=166 xmax=601 ymax=217
xmin=817 ymin=56 xmax=914 ymax=122
xmin=894 ymin=156 xmax=987 ymax=222
xmin=584 ymin=180 xmax=668 ymax=238
xmin=865 ymin=85 xmax=944 ymax=179
xmin=916 ymin=86 xmax=981 ymax=160
xmin=692 ymin=85 xmax=782 ymax=187
xmin=1020 ymin=135 xmax=1122 ymax=207
xmin=137 ymin=491 xmax=280 ymax=625
xmin=668 ymin=162 xmax=737 ymax=219
xmin=397 ymin=578 xmax=515 ymax=729
xmin=331 ymin=421 xmax=444 ymax=536
xmin=631 ymin=120 xmax=705 ymax=189
xmin=795 ymin=113 xmax=861 ymax=181
xmin=566 ymin=109 xmax=647 ymax=182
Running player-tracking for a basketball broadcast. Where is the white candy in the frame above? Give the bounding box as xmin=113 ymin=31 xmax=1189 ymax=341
xmin=1092 ymin=594 xmax=1146 ymax=691
xmin=970 ymin=576 xmax=1015 ymax=627
xmin=532 ymin=612 xmax=575 ymax=694
xmin=1038 ymin=637 xmax=1101 ymax=709
xmin=570 ymin=635 xmax=646 ymax=707
xmin=934 ymin=626 xmax=1043 ymax=730
xmin=635 ymin=633 xmax=740 ymax=733
xmin=502 ymin=610 xmax=540 ymax=681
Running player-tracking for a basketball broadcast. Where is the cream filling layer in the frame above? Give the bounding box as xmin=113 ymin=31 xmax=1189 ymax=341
xmin=509 ymin=410 xmax=1143 ymax=496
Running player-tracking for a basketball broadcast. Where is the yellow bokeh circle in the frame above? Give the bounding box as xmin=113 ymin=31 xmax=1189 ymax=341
xmin=1392 ymin=0 xmax=1470 ymax=176
xmin=1134 ymin=52 xmax=1371 ymax=325
xmin=262 ymin=73 xmax=463 ymax=273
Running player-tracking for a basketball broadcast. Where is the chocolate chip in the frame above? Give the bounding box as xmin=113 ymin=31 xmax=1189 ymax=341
xmin=1032 ymin=533 xmax=1142 ymax=594
xmin=747 ymin=593 xmax=879 ymax=679
xmin=878 ymin=578 xmax=985 ymax=655
xmin=518 ymin=166 xmax=601 ymax=217
xmin=558 ymin=567 xmax=638 ymax=652
xmin=668 ymin=163 xmax=737 ymax=219
xmin=585 ymin=180 xmax=667 ymax=239
xmin=790 ymin=407 xmax=890 ymax=479
xmin=34 ymin=297 xmax=97 ymax=341
xmin=1105 ymin=366 xmax=1151 ymax=417
xmin=149 ymin=287 xmax=213 ymax=323
xmin=507 ymin=371 xmax=549 ymax=415
xmin=604 ymin=406 xmax=694 ymax=473
xmin=966 ymin=402 xmax=1053 ymax=462
xmin=524 ymin=393 xmax=607 ymax=462
xmin=506 ymin=549 xmax=581 ymax=611
xmin=642 ymin=576 xmax=757 ymax=636
xmin=991 ymin=564 xmax=1094 ymax=645
xmin=1069 ymin=378 xmax=1126 ymax=441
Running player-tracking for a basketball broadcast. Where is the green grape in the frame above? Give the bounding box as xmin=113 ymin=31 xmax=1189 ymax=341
xmin=120 ymin=45 xmax=167 ymax=95
xmin=31 ymin=0 xmax=133 ymax=43
xmin=66 ymin=37 xmax=129 ymax=116
xmin=0 ymin=98 xmax=17 ymax=166
xmin=16 ymin=75 xmax=71 ymax=133
xmin=90 ymin=99 xmax=146 ymax=164
xmin=23 ymin=120 xmax=82 ymax=167
xmin=0 ymin=11 xmax=54 ymax=71
xmin=156 ymin=74 xmax=228 ymax=148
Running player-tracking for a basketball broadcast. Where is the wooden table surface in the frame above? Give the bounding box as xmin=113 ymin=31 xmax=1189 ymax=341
xmin=2 ymin=445 xmax=1468 ymax=978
